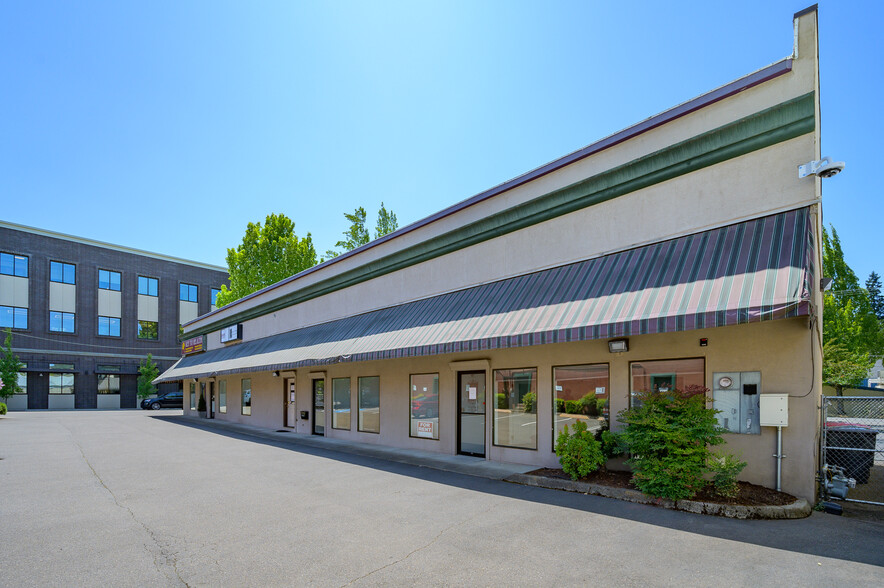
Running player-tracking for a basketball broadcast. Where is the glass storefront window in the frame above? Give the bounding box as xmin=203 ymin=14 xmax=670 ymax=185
xmin=410 ymin=373 xmax=439 ymax=440
xmin=493 ymin=368 xmax=537 ymax=449
xmin=630 ymin=358 xmax=706 ymax=407
xmin=49 ymin=372 xmax=74 ymax=394
xmin=241 ymin=378 xmax=251 ymax=415
xmin=553 ymin=364 xmax=609 ymax=447
xmin=16 ymin=363 xmax=27 ymax=395
xmin=332 ymin=378 xmax=350 ymax=429
xmin=189 ymin=382 xmax=196 ymax=410
xmin=358 ymin=376 xmax=380 ymax=433
xmin=97 ymin=374 xmax=120 ymax=394
xmin=219 ymin=380 xmax=227 ymax=413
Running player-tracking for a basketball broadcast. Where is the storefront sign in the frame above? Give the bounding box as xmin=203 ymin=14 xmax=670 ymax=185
xmin=417 ymin=420 xmax=435 ymax=438
xmin=220 ymin=324 xmax=243 ymax=343
xmin=182 ymin=335 xmax=206 ymax=355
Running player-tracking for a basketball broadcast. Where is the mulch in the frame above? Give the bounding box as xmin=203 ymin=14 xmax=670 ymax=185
xmin=526 ymin=468 xmax=798 ymax=506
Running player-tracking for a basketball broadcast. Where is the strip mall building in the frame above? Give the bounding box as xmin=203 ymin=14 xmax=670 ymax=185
xmin=158 ymin=8 xmax=826 ymax=501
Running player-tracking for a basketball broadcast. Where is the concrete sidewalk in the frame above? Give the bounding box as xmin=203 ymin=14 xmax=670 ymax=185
xmin=167 ymin=413 xmax=535 ymax=480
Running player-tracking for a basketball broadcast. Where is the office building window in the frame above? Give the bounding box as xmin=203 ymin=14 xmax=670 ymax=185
xmin=49 ymin=311 xmax=75 ymax=333
xmin=358 ymin=376 xmax=380 ymax=433
xmin=49 ymin=365 xmax=75 ymax=394
xmin=179 ymin=283 xmax=197 ymax=302
xmin=630 ymin=358 xmax=706 ymax=408
xmin=97 ymin=374 xmax=121 ymax=395
xmin=332 ymin=378 xmax=351 ymax=430
xmin=0 ymin=306 xmax=27 ymax=330
xmin=0 ymin=252 xmax=28 ymax=277
xmin=241 ymin=378 xmax=251 ymax=415
xmin=98 ymin=316 xmax=121 ymax=337
xmin=493 ymin=368 xmax=537 ymax=450
xmin=50 ymin=261 xmax=76 ymax=284
xmin=219 ymin=380 xmax=227 ymax=413
xmin=553 ymin=364 xmax=610 ymax=448
xmin=410 ymin=373 xmax=439 ymax=440
xmin=98 ymin=269 xmax=121 ymax=291
xmin=16 ymin=363 xmax=27 ymax=395
xmin=137 ymin=320 xmax=158 ymax=340
xmin=138 ymin=276 xmax=158 ymax=296
xmin=211 ymin=288 xmax=220 ymax=306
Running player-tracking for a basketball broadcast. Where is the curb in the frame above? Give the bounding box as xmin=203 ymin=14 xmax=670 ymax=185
xmin=504 ymin=473 xmax=811 ymax=519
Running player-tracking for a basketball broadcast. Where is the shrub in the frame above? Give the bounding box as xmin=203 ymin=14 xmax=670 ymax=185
xmin=522 ymin=392 xmax=536 ymax=413
xmin=599 ymin=429 xmax=625 ymax=460
xmin=555 ymin=398 xmax=566 ymax=413
xmin=197 ymin=392 xmax=206 ymax=412
xmin=0 ymin=402 xmax=6 ymax=415
xmin=708 ymin=452 xmax=747 ymax=498
xmin=580 ymin=393 xmax=598 ymax=416
xmin=496 ymin=393 xmax=507 ymax=409
xmin=564 ymin=400 xmax=581 ymax=414
xmin=618 ymin=385 xmax=725 ymax=500
xmin=555 ymin=420 xmax=605 ymax=480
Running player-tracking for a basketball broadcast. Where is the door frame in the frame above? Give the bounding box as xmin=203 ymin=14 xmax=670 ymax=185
xmin=208 ymin=381 xmax=215 ymax=419
xmin=457 ymin=370 xmax=487 ymax=457
xmin=312 ymin=378 xmax=325 ymax=436
xmin=283 ymin=377 xmax=296 ymax=428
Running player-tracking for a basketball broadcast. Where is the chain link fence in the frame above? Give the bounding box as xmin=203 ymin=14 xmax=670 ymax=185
xmin=821 ymin=396 xmax=884 ymax=505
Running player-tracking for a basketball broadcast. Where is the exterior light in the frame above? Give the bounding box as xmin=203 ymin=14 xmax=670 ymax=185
xmin=272 ymin=371 xmax=280 ymax=377
xmin=608 ymin=338 xmax=629 ymax=353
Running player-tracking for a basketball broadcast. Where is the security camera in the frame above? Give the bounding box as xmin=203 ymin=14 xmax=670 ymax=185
xmin=798 ymin=157 xmax=846 ymax=179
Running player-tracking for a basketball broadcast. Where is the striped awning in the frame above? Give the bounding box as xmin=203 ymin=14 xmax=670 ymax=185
xmin=155 ymin=207 xmax=814 ymax=383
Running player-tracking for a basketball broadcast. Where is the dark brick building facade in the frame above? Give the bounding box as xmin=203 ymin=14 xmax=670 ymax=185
xmin=1 ymin=221 xmax=228 ymax=409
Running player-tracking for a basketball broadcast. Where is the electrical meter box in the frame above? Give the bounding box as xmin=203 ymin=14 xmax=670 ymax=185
xmin=713 ymin=371 xmax=761 ymax=434
xmin=760 ymin=394 xmax=789 ymax=427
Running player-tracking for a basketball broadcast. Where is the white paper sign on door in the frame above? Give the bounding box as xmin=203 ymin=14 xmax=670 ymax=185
xmin=468 ymin=386 xmax=477 ymax=400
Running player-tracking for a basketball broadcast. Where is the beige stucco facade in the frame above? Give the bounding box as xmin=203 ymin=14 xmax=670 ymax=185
xmin=169 ymin=9 xmax=825 ymax=502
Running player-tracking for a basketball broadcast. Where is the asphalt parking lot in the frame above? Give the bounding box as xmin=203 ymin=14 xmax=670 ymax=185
xmin=1 ymin=410 xmax=882 ymax=587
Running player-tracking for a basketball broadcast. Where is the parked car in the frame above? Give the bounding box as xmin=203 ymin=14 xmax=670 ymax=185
xmin=141 ymin=391 xmax=183 ymax=410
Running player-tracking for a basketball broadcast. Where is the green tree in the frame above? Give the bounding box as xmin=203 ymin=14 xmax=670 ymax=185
xmin=822 ymin=341 xmax=870 ymax=397
xmin=375 ymin=202 xmax=399 ymax=239
xmin=867 ymin=271 xmax=884 ymax=320
xmin=215 ymin=213 xmax=317 ymax=307
xmin=137 ymin=354 xmax=159 ymax=400
xmin=822 ymin=226 xmax=884 ymax=360
xmin=0 ymin=328 xmax=24 ymax=402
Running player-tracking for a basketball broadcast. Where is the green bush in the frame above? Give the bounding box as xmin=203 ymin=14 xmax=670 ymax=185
xmin=618 ymin=385 xmax=725 ymax=500
xmin=496 ymin=393 xmax=507 ymax=409
xmin=555 ymin=398 xmax=566 ymax=413
xmin=564 ymin=400 xmax=581 ymax=414
xmin=555 ymin=420 xmax=606 ymax=480
xmin=197 ymin=392 xmax=206 ymax=412
xmin=599 ymin=429 xmax=625 ymax=460
xmin=708 ymin=452 xmax=747 ymax=498
xmin=0 ymin=402 xmax=6 ymax=415
xmin=522 ymin=392 xmax=536 ymax=413
xmin=580 ymin=393 xmax=598 ymax=416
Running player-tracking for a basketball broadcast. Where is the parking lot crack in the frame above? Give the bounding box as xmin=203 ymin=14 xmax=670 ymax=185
xmin=64 ymin=426 xmax=191 ymax=588
xmin=340 ymin=500 xmax=503 ymax=587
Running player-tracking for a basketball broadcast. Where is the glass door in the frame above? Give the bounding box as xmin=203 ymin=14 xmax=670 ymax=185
xmin=313 ymin=379 xmax=325 ymax=435
xmin=458 ymin=371 xmax=486 ymax=457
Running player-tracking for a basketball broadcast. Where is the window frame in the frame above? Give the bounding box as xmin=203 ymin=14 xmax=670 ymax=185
xmin=241 ymin=378 xmax=252 ymax=415
xmin=179 ymin=283 xmax=198 ymax=303
xmin=98 ymin=316 xmax=121 ymax=337
xmin=0 ymin=252 xmax=28 ymax=278
xmin=16 ymin=363 xmax=27 ymax=395
xmin=219 ymin=379 xmax=227 ymax=413
xmin=137 ymin=320 xmax=158 ymax=340
xmin=49 ymin=261 xmax=76 ymax=285
xmin=211 ymin=288 xmax=221 ymax=306
xmin=189 ymin=382 xmax=196 ymax=410
xmin=332 ymin=377 xmax=351 ymax=430
xmin=0 ymin=305 xmax=28 ymax=330
xmin=492 ymin=367 xmax=538 ymax=450
xmin=49 ymin=366 xmax=75 ymax=395
xmin=138 ymin=275 xmax=158 ymax=297
xmin=97 ymin=373 xmax=121 ymax=395
xmin=409 ymin=373 xmax=439 ymax=440
xmin=357 ymin=375 xmax=381 ymax=434
xmin=98 ymin=269 xmax=121 ymax=291
xmin=629 ymin=357 xmax=707 ymax=408
xmin=49 ymin=311 xmax=75 ymax=333
xmin=551 ymin=363 xmax=610 ymax=451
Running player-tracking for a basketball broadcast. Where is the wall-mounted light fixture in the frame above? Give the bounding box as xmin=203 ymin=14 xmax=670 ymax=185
xmin=608 ymin=338 xmax=629 ymax=353
xmin=272 ymin=371 xmax=280 ymax=377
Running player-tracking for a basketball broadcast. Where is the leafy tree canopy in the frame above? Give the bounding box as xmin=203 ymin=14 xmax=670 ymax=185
xmin=0 ymin=328 xmax=24 ymax=401
xmin=325 ymin=203 xmax=399 ymax=260
xmin=867 ymin=271 xmax=884 ymax=320
xmin=215 ymin=213 xmax=317 ymax=307
xmin=821 ymin=226 xmax=882 ymax=386
xmin=137 ymin=353 xmax=159 ymax=400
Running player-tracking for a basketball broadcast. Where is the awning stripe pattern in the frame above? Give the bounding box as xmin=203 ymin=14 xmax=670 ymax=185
xmin=156 ymin=208 xmax=814 ymax=383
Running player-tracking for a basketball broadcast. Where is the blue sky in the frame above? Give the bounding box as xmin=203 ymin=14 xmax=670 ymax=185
xmin=1 ymin=1 xmax=880 ymax=282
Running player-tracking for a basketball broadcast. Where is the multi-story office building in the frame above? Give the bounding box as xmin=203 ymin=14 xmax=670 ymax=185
xmin=0 ymin=221 xmax=228 ymax=410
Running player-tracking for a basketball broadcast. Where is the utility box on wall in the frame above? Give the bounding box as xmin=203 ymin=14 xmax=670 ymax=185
xmin=760 ymin=393 xmax=789 ymax=427
xmin=713 ymin=371 xmax=761 ymax=434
